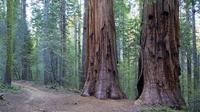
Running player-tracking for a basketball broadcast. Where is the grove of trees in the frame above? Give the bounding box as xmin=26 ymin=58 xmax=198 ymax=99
xmin=0 ymin=0 xmax=200 ymax=111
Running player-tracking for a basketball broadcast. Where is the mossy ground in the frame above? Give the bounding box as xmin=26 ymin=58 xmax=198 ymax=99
xmin=0 ymin=81 xmax=22 ymax=94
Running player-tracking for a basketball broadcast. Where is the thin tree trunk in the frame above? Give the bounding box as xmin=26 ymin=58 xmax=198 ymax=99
xmin=184 ymin=0 xmax=192 ymax=103
xmin=21 ymin=0 xmax=27 ymax=80
xmin=43 ymin=0 xmax=50 ymax=85
xmin=136 ymin=0 xmax=185 ymax=108
xmin=191 ymin=0 xmax=198 ymax=99
xmin=21 ymin=0 xmax=32 ymax=81
xmin=59 ymin=0 xmax=67 ymax=86
xmin=78 ymin=28 xmax=81 ymax=89
xmin=81 ymin=0 xmax=125 ymax=99
xmin=81 ymin=0 xmax=89 ymax=89
xmin=74 ymin=16 xmax=78 ymax=88
xmin=77 ymin=8 xmax=82 ymax=89
xmin=187 ymin=51 xmax=192 ymax=101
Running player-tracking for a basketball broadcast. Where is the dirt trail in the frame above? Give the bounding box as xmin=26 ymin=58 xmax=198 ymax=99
xmin=0 ymin=82 xmax=138 ymax=112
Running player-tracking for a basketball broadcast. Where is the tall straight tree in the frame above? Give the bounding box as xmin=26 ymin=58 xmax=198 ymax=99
xmin=77 ymin=0 xmax=82 ymax=90
xmin=81 ymin=0 xmax=89 ymax=89
xmin=4 ymin=0 xmax=14 ymax=85
xmin=191 ymin=0 xmax=198 ymax=97
xmin=136 ymin=0 xmax=185 ymax=108
xmin=184 ymin=0 xmax=192 ymax=102
xmin=4 ymin=0 xmax=13 ymax=85
xmin=21 ymin=0 xmax=32 ymax=81
xmin=43 ymin=0 xmax=51 ymax=85
xmin=74 ymin=14 xmax=79 ymax=88
xmin=81 ymin=0 xmax=125 ymax=99
xmin=59 ymin=0 xmax=67 ymax=85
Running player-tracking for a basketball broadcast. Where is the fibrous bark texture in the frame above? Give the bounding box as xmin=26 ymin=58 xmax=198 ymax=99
xmin=81 ymin=0 xmax=125 ymax=99
xmin=136 ymin=0 xmax=185 ymax=108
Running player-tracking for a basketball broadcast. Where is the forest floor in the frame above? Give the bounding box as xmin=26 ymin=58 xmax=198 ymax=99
xmin=0 ymin=81 xmax=139 ymax=112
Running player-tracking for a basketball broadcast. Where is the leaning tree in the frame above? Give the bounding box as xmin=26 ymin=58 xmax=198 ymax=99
xmin=81 ymin=0 xmax=125 ymax=99
xmin=136 ymin=0 xmax=186 ymax=108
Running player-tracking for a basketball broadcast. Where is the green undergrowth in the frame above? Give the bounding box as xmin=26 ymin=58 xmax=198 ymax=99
xmin=141 ymin=106 xmax=188 ymax=112
xmin=0 ymin=82 xmax=22 ymax=94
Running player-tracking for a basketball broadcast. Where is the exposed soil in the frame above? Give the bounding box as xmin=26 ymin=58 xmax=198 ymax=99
xmin=0 ymin=81 xmax=139 ymax=112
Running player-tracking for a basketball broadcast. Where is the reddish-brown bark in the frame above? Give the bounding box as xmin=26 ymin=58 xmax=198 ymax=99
xmin=81 ymin=0 xmax=125 ymax=99
xmin=136 ymin=0 xmax=186 ymax=108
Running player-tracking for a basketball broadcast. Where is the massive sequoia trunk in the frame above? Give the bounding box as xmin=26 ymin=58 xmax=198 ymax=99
xmin=136 ymin=0 xmax=185 ymax=108
xmin=81 ymin=0 xmax=125 ymax=99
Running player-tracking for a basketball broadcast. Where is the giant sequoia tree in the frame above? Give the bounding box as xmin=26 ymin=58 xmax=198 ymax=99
xmin=81 ymin=0 xmax=125 ymax=99
xmin=136 ymin=0 xmax=186 ymax=108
